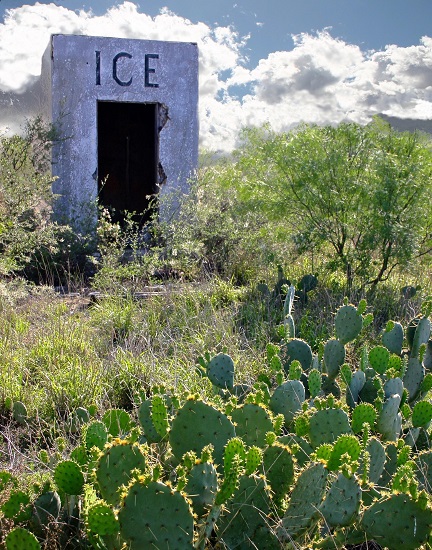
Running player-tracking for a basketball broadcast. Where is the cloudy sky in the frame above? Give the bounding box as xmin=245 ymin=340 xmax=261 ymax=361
xmin=1 ymin=1 xmax=432 ymax=151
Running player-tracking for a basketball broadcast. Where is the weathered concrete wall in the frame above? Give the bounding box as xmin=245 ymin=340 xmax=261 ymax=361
xmin=41 ymin=34 xmax=198 ymax=231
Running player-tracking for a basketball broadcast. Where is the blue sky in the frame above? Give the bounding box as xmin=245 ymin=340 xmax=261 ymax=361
xmin=1 ymin=1 xmax=432 ymax=150
xmin=3 ymin=1 xmax=432 ymax=65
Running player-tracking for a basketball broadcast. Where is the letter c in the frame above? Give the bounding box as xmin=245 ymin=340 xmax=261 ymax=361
xmin=113 ymin=52 xmax=133 ymax=86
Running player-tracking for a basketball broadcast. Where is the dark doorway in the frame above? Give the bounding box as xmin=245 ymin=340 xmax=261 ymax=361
xmin=97 ymin=101 xmax=158 ymax=226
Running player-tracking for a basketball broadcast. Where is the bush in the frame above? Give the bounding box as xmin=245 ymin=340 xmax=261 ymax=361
xmin=210 ymin=119 xmax=432 ymax=293
xmin=0 ymin=118 xmax=60 ymax=275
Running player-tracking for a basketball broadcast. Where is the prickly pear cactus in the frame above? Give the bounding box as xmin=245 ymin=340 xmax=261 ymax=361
xmin=411 ymin=316 xmax=431 ymax=359
xmin=5 ymin=527 xmax=41 ymax=550
xmin=12 ymin=401 xmax=28 ymax=425
xmin=169 ymin=398 xmax=235 ymax=466
xmin=319 ymin=473 xmax=361 ymax=527
xmin=84 ymin=420 xmax=108 ymax=451
xmin=334 ymin=304 xmax=363 ymax=345
xmin=384 ymin=376 xmax=404 ymax=399
xmin=230 ymin=403 xmax=274 ymax=447
xmin=279 ymin=434 xmax=313 ymax=467
xmin=217 ymin=475 xmax=279 ymax=549
xmin=368 ymin=345 xmax=390 ymax=374
xmin=138 ymin=398 xmax=164 ymax=443
xmin=245 ymin=446 xmax=262 ymax=475
xmin=69 ymin=406 xmax=90 ymax=433
xmin=404 ymin=357 xmax=425 ymax=402
xmin=415 ymin=450 xmax=432 ymax=492
xmin=351 ymin=403 xmax=376 ymax=433
xmin=377 ymin=442 xmax=399 ymax=488
xmin=278 ymin=462 xmax=328 ymax=540
xmin=54 ymin=460 xmax=85 ymax=495
xmin=361 ymin=493 xmax=432 ymax=549
xmin=207 ymin=352 xmax=235 ymax=390
xmin=262 ymin=442 xmax=294 ymax=506
xmin=326 ymin=434 xmax=361 ymax=473
xmin=86 ymin=501 xmax=119 ymax=536
xmin=96 ymin=440 xmax=146 ymax=505
xmin=308 ymin=407 xmax=352 ymax=448
xmin=308 ymin=368 xmax=322 ymax=398
xmin=185 ymin=460 xmax=218 ymax=517
xmin=382 ymin=320 xmax=404 ymax=355
xmin=376 ymin=394 xmax=402 ymax=441
xmin=118 ymin=480 xmax=194 ymax=549
xmin=1 ymin=490 xmax=31 ymax=522
xmin=269 ymin=379 xmax=305 ymax=427
xmin=281 ymin=338 xmax=313 ymax=373
xmin=323 ymin=339 xmax=345 ymax=380
xmin=346 ymin=369 xmax=366 ymax=408
xmin=357 ymin=437 xmax=386 ymax=484
xmin=412 ymin=400 xmax=432 ymax=428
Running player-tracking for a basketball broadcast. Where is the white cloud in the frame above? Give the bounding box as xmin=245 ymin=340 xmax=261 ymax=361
xmin=1 ymin=3 xmax=432 ymax=151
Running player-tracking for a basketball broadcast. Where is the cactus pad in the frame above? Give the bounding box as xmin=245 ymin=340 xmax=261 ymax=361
xmin=278 ymin=462 xmax=328 ymax=539
xmin=281 ymin=338 xmax=313 ymax=373
xmin=54 ymin=460 xmax=85 ymax=495
xmin=308 ymin=368 xmax=322 ymax=398
xmin=185 ymin=461 xmax=218 ymax=517
xmin=346 ymin=369 xmax=366 ymax=408
xmin=403 ymin=357 xmax=425 ymax=402
xmin=262 ymin=442 xmax=294 ymax=504
xmin=412 ymin=401 xmax=432 ymax=429
xmin=31 ymin=491 xmax=61 ymax=534
xmin=231 ymin=403 xmax=274 ymax=447
xmin=96 ymin=441 xmax=146 ymax=505
xmin=361 ymin=493 xmax=432 ymax=549
xmin=12 ymin=401 xmax=28 ymax=425
xmin=309 ymin=408 xmax=352 ymax=448
xmin=169 ymin=399 xmax=235 ymax=466
xmin=326 ymin=434 xmax=361 ymax=472
xmin=138 ymin=398 xmax=163 ymax=443
xmin=334 ymin=304 xmax=363 ymax=345
xmin=218 ymin=475 xmax=278 ymax=549
xmin=86 ymin=501 xmax=119 ymax=536
xmin=358 ymin=437 xmax=386 ymax=484
xmin=207 ymin=352 xmax=235 ymax=390
xmin=415 ymin=451 xmax=432 ymax=493
xmin=245 ymin=446 xmax=262 ymax=475
xmin=377 ymin=395 xmax=402 ymax=441
xmin=5 ymin=528 xmax=41 ymax=550
xmin=411 ymin=316 xmax=431 ymax=359
xmin=84 ymin=420 xmax=108 ymax=451
xmin=351 ymin=403 xmax=377 ymax=433
xmin=323 ymin=339 xmax=345 ymax=380
xmin=1 ymin=490 xmax=31 ymax=522
xmin=279 ymin=434 xmax=313 ymax=467
xmin=384 ymin=377 xmax=403 ymax=399
xmin=382 ymin=321 xmax=404 ymax=355
xmin=118 ymin=481 xmax=194 ymax=549
xmin=320 ymin=473 xmax=361 ymax=527
xmin=368 ymin=345 xmax=390 ymax=374
xmin=269 ymin=379 xmax=305 ymax=427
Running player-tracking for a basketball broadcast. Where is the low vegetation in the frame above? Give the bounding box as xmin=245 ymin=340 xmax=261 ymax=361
xmin=0 ymin=116 xmax=432 ymax=548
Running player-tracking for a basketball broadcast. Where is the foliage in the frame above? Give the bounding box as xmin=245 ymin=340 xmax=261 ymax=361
xmin=154 ymin=156 xmax=292 ymax=284
xmin=0 ymin=118 xmax=61 ymax=275
xmin=1 ymin=298 xmax=432 ymax=548
xmin=219 ymin=119 xmax=432 ymax=292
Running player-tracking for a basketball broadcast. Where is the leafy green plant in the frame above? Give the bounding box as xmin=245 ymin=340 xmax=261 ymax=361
xmin=217 ymin=119 xmax=432 ymax=293
xmin=0 ymin=119 xmax=59 ymax=275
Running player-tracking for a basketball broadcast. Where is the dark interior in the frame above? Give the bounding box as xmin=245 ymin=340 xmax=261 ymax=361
xmin=97 ymin=101 xmax=158 ymax=226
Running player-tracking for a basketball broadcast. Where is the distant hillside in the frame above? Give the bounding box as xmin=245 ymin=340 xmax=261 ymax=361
xmin=381 ymin=114 xmax=432 ymax=135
